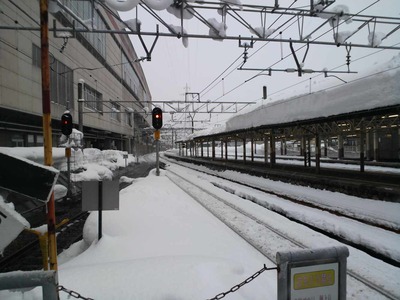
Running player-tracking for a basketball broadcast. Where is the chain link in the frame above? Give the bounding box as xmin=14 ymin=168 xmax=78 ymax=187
xmin=207 ymin=264 xmax=277 ymax=300
xmin=57 ymin=264 xmax=275 ymax=300
xmin=58 ymin=285 xmax=94 ymax=300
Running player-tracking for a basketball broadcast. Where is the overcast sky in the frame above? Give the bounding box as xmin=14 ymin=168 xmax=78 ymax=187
xmin=118 ymin=0 xmax=400 ymax=127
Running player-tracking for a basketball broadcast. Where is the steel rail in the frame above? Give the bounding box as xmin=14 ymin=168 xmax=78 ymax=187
xmin=163 ymin=157 xmax=399 ymax=300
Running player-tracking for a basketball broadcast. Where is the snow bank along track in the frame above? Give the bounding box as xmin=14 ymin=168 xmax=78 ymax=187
xmin=163 ymin=156 xmax=400 ymax=300
xmin=0 ymin=162 xmax=156 ymax=272
xmin=164 ymin=153 xmax=400 ymax=202
xmin=0 ymin=208 xmax=89 ymax=272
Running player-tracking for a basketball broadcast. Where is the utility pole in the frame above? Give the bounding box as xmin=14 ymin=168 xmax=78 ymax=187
xmin=78 ymin=79 xmax=84 ymax=134
xmin=40 ymin=0 xmax=58 ymax=272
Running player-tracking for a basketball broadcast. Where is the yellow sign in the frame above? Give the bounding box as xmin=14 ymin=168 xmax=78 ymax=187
xmin=65 ymin=147 xmax=71 ymax=158
xmin=154 ymin=130 xmax=160 ymax=140
xmin=294 ymin=269 xmax=335 ymax=290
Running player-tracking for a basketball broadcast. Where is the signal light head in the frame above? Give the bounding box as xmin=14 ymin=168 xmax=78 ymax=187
xmin=152 ymin=107 xmax=163 ymax=129
xmin=61 ymin=112 xmax=73 ymax=136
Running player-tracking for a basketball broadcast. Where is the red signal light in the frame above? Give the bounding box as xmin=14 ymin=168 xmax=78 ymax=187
xmin=61 ymin=113 xmax=73 ymax=136
xmin=152 ymin=108 xmax=163 ymax=129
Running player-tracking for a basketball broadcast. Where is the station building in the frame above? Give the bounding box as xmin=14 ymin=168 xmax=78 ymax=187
xmin=0 ymin=1 xmax=152 ymax=153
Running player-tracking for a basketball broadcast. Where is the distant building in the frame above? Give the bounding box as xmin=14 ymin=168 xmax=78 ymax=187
xmin=0 ymin=1 xmax=152 ymax=153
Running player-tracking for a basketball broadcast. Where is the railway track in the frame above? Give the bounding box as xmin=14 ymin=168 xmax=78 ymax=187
xmin=162 ymin=156 xmax=400 ymax=300
xmin=165 ymin=153 xmax=400 ymax=202
xmin=162 ymin=155 xmax=399 ymax=231
xmin=0 ymin=211 xmax=89 ymax=272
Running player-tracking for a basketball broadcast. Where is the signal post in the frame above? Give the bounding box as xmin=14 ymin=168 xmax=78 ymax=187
xmin=152 ymin=107 xmax=163 ymax=176
xmin=61 ymin=111 xmax=73 ymax=196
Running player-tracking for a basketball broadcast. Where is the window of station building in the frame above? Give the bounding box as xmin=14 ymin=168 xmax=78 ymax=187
xmin=122 ymin=53 xmax=143 ymax=98
xmin=125 ymin=110 xmax=132 ymax=126
xmin=84 ymin=84 xmax=103 ymax=113
xmin=27 ymin=135 xmax=35 ymax=147
xmin=61 ymin=0 xmax=107 ymax=58
xmin=32 ymin=44 xmax=41 ymax=67
xmin=11 ymin=135 xmax=24 ymax=147
xmin=36 ymin=135 xmax=44 ymax=146
xmin=32 ymin=44 xmax=73 ymax=108
xmin=110 ymin=101 xmax=121 ymax=122
xmin=50 ymin=57 xmax=74 ymax=108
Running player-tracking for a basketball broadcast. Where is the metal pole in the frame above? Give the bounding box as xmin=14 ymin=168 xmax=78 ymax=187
xmin=156 ymin=139 xmax=160 ymax=176
xmin=98 ymin=181 xmax=102 ymax=240
xmin=40 ymin=0 xmax=58 ymax=273
xmin=67 ymin=150 xmax=71 ymax=198
xmin=78 ymin=79 xmax=84 ymax=133
xmin=360 ymin=123 xmax=365 ymax=172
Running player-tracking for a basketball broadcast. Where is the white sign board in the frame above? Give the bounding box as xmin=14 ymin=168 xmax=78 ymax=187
xmin=0 ymin=202 xmax=28 ymax=253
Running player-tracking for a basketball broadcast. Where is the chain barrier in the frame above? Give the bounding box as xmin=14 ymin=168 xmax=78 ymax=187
xmin=58 ymin=285 xmax=94 ymax=300
xmin=207 ymin=264 xmax=277 ymax=300
xmin=57 ymin=264 xmax=275 ymax=300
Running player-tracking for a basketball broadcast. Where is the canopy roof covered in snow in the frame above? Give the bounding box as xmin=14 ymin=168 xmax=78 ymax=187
xmin=185 ymin=55 xmax=400 ymax=140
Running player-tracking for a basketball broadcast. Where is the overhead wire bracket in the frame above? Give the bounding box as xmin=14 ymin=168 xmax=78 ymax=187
xmin=238 ymin=36 xmax=254 ymax=69
xmin=137 ymin=23 xmax=159 ymax=61
xmin=289 ymin=39 xmax=310 ymax=76
xmin=345 ymin=44 xmax=352 ymax=72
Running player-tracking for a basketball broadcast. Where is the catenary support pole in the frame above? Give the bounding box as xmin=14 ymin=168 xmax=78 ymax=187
xmin=78 ymin=79 xmax=84 ymax=134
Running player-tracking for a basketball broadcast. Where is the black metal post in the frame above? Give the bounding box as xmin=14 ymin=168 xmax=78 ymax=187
xmin=98 ymin=181 xmax=102 ymax=240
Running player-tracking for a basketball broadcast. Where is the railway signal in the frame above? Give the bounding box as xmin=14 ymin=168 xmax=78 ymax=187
xmin=61 ymin=112 xmax=73 ymax=136
xmin=152 ymin=107 xmax=163 ymax=129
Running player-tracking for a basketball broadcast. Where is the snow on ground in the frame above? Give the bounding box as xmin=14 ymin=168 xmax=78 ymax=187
xmin=0 ymin=147 xmax=135 ymax=175
xmin=163 ymin=161 xmax=400 ymax=297
xmin=0 ymin=150 xmax=399 ymax=299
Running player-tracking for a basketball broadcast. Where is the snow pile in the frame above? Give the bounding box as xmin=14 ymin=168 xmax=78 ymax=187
xmin=0 ymin=196 xmax=30 ymax=228
xmin=71 ymin=149 xmax=135 ymax=181
xmin=208 ymin=18 xmax=228 ymax=41
xmin=316 ymin=4 xmax=352 ymax=27
xmin=0 ymin=196 xmax=30 ymax=254
xmin=0 ymin=147 xmax=135 ymax=175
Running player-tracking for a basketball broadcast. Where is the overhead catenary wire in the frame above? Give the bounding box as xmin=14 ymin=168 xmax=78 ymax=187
xmin=198 ymin=0 xmax=300 ymax=98
xmin=204 ymin=0 xmax=388 ymax=104
xmin=4 ymin=0 xmax=398 ymax=122
xmin=200 ymin=15 xmax=300 ymax=99
xmin=198 ymin=0 xmax=304 ymax=97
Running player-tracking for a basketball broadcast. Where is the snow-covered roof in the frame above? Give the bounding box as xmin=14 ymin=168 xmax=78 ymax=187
xmin=227 ymin=68 xmax=399 ymax=132
xmin=186 ymin=55 xmax=400 ymax=140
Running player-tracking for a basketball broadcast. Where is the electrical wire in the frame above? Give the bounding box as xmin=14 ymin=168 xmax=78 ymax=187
xmin=269 ymin=41 xmax=400 ymax=98
xmin=199 ymin=21 xmax=298 ymax=98
xmin=4 ymin=0 xmax=397 ymax=121
xmin=205 ymin=0 xmax=388 ymax=104
xmin=199 ymin=16 xmax=299 ymax=99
